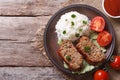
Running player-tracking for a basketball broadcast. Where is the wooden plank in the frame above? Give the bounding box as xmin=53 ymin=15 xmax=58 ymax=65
xmin=0 ymin=66 xmax=119 ymax=80
xmin=0 ymin=67 xmax=67 ymax=80
xmin=0 ymin=0 xmax=97 ymax=16
xmin=0 ymin=67 xmax=92 ymax=80
xmin=0 ymin=16 xmax=52 ymax=66
xmin=0 ymin=0 xmax=67 ymax=16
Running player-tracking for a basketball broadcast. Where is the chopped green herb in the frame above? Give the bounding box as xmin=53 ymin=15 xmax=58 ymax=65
xmin=71 ymin=21 xmax=74 ymax=26
xmin=65 ymin=19 xmax=67 ymax=21
xmin=71 ymin=14 xmax=76 ymax=18
xmin=83 ymin=20 xmax=87 ymax=24
xmin=84 ymin=46 xmax=91 ymax=53
xmin=79 ymin=29 xmax=83 ymax=32
xmin=75 ymin=33 xmax=80 ymax=37
xmin=63 ymin=30 xmax=66 ymax=34
xmin=66 ymin=55 xmax=71 ymax=61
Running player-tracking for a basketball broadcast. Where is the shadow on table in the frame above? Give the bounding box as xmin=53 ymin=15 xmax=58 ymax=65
xmin=65 ymin=72 xmax=93 ymax=80
xmin=108 ymin=17 xmax=120 ymax=54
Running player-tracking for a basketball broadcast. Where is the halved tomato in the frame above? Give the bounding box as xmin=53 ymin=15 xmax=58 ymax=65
xmin=90 ymin=16 xmax=105 ymax=32
xmin=97 ymin=31 xmax=112 ymax=46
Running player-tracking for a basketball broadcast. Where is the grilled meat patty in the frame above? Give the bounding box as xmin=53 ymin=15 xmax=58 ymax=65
xmin=58 ymin=40 xmax=83 ymax=70
xmin=76 ymin=36 xmax=105 ymax=65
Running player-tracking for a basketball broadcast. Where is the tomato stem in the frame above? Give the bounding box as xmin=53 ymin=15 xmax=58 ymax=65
xmin=103 ymin=67 xmax=108 ymax=72
xmin=110 ymin=55 xmax=115 ymax=62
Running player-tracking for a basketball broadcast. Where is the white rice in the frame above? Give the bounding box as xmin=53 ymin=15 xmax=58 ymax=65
xmin=55 ymin=11 xmax=91 ymax=42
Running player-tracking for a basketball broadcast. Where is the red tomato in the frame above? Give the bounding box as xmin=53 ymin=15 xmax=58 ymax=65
xmin=110 ymin=56 xmax=120 ymax=70
xmin=94 ymin=70 xmax=109 ymax=80
xmin=90 ymin=16 xmax=105 ymax=32
xmin=97 ymin=31 xmax=112 ymax=46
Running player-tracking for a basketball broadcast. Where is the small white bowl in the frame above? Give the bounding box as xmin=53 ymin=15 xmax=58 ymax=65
xmin=102 ymin=0 xmax=120 ymax=18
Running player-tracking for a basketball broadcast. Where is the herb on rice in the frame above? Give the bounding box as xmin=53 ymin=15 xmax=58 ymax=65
xmin=79 ymin=29 xmax=83 ymax=32
xmin=83 ymin=20 xmax=87 ymax=24
xmin=71 ymin=14 xmax=76 ymax=18
xmin=63 ymin=30 xmax=66 ymax=34
xmin=71 ymin=21 xmax=75 ymax=26
xmin=75 ymin=33 xmax=80 ymax=37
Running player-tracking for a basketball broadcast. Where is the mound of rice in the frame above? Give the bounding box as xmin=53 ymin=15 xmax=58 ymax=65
xmin=55 ymin=11 xmax=90 ymax=42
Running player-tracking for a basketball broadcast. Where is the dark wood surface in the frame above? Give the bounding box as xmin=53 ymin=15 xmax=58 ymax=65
xmin=0 ymin=0 xmax=120 ymax=80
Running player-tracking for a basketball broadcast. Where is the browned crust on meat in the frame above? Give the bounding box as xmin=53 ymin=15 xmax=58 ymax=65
xmin=58 ymin=40 xmax=83 ymax=70
xmin=76 ymin=36 xmax=106 ymax=65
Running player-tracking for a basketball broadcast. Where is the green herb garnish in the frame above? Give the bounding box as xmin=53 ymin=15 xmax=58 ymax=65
xmin=65 ymin=19 xmax=67 ymax=21
xmin=75 ymin=33 xmax=80 ymax=37
xmin=83 ymin=20 xmax=87 ymax=24
xmin=79 ymin=29 xmax=83 ymax=32
xmin=66 ymin=55 xmax=71 ymax=61
xmin=84 ymin=46 xmax=91 ymax=53
xmin=71 ymin=21 xmax=74 ymax=26
xmin=71 ymin=14 xmax=76 ymax=18
xmin=63 ymin=30 xmax=66 ymax=34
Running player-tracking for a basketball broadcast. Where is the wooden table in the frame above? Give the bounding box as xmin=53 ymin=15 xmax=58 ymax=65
xmin=0 ymin=0 xmax=120 ymax=80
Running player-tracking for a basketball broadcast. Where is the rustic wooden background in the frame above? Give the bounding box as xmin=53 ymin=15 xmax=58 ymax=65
xmin=0 ymin=0 xmax=120 ymax=80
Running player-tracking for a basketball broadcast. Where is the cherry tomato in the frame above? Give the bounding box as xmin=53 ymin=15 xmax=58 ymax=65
xmin=110 ymin=56 xmax=120 ymax=70
xmin=90 ymin=16 xmax=105 ymax=32
xmin=97 ymin=31 xmax=112 ymax=46
xmin=94 ymin=70 xmax=109 ymax=80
